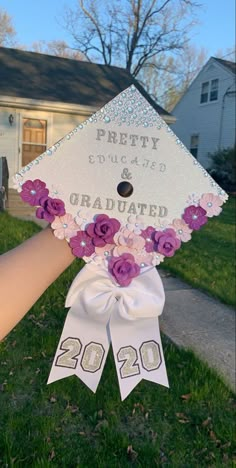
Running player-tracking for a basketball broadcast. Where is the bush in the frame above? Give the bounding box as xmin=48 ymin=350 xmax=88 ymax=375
xmin=207 ymin=146 xmax=236 ymax=191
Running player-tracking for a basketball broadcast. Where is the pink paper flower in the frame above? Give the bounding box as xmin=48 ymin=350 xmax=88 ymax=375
xmin=20 ymin=179 xmax=49 ymax=206
xmin=70 ymin=231 xmax=95 ymax=257
xmin=95 ymin=243 xmax=115 ymax=258
xmin=108 ymin=253 xmax=140 ymax=287
xmin=127 ymin=215 xmax=146 ymax=234
xmin=170 ymin=218 xmax=192 ymax=242
xmin=154 ymin=228 xmax=181 ymax=257
xmin=114 ymin=228 xmax=151 ymax=266
xmin=183 ymin=205 xmax=208 ymax=230
xmin=36 ymin=197 xmax=65 ymax=223
xmin=113 ymin=228 xmax=145 ymax=258
xmin=199 ymin=193 xmax=223 ymax=217
xmin=86 ymin=214 xmax=120 ymax=247
xmin=51 ymin=214 xmax=78 ymax=240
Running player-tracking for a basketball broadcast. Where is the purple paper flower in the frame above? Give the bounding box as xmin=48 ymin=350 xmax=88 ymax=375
xmin=86 ymin=214 xmax=121 ymax=247
xmin=141 ymin=226 xmax=156 ymax=252
xmin=154 ymin=228 xmax=181 ymax=257
xmin=20 ymin=179 xmax=49 ymax=206
xmin=36 ymin=197 xmax=65 ymax=223
xmin=109 ymin=253 xmax=140 ymax=287
xmin=183 ymin=205 xmax=208 ymax=230
xmin=70 ymin=231 xmax=95 ymax=258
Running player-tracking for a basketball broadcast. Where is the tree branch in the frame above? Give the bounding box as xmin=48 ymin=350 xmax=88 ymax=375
xmin=80 ymin=0 xmax=109 ymax=64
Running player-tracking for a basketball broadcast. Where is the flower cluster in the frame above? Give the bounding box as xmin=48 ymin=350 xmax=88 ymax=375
xmin=70 ymin=214 xmax=120 ymax=258
xmin=19 ymin=179 xmax=224 ymax=287
xmin=19 ymin=179 xmax=78 ymax=238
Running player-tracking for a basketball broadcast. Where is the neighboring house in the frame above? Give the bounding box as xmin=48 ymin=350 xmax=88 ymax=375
xmin=0 ymin=47 xmax=174 ymax=212
xmin=171 ymin=57 xmax=236 ymax=169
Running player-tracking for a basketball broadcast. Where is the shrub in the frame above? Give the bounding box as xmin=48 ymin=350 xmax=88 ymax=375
xmin=208 ymin=146 xmax=236 ymax=191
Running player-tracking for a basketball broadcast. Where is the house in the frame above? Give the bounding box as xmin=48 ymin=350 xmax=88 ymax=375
xmin=171 ymin=57 xmax=236 ymax=169
xmin=0 ymin=47 xmax=174 ymax=217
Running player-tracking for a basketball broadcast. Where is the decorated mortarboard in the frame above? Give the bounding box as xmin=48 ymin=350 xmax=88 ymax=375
xmin=13 ymin=85 xmax=228 ymax=400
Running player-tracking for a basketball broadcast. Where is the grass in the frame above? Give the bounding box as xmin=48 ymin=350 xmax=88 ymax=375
xmin=162 ymin=196 xmax=236 ymax=306
xmin=0 ymin=210 xmax=235 ymax=467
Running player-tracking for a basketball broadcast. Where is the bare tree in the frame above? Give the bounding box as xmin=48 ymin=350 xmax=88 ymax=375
xmin=159 ymin=45 xmax=235 ymax=111
xmin=62 ymin=0 xmax=200 ymax=76
xmin=138 ymin=44 xmax=207 ymax=110
xmin=0 ymin=8 xmax=17 ymax=46
xmin=214 ymin=46 xmax=236 ymax=62
xmin=30 ymin=40 xmax=86 ymax=60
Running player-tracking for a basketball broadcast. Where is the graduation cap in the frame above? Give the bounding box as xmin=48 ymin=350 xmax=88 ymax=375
xmin=14 ymin=85 xmax=227 ymax=400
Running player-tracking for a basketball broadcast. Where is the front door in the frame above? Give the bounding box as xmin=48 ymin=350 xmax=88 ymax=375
xmin=22 ymin=118 xmax=47 ymax=166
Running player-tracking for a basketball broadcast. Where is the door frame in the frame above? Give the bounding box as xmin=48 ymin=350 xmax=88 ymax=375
xmin=19 ymin=110 xmax=53 ymax=169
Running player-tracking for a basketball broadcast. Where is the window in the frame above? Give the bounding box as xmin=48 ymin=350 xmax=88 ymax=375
xmin=190 ymin=134 xmax=199 ymax=158
xmin=200 ymin=82 xmax=209 ymax=103
xmin=200 ymin=79 xmax=219 ymax=103
xmin=22 ymin=118 xmax=47 ymax=166
xmin=210 ymin=79 xmax=219 ymax=101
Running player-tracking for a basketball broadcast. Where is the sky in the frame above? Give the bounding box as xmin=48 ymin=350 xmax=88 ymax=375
xmin=0 ymin=0 xmax=235 ymax=60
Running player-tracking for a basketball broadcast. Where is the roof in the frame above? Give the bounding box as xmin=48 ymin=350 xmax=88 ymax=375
xmin=0 ymin=46 xmax=170 ymax=116
xmin=213 ymin=57 xmax=236 ymax=75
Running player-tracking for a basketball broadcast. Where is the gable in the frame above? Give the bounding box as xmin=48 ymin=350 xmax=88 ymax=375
xmin=172 ymin=57 xmax=235 ymax=112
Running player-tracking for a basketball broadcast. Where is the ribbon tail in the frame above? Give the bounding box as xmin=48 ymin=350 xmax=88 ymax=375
xmin=110 ymin=307 xmax=168 ymax=401
xmin=141 ymin=318 xmax=169 ymax=388
xmin=47 ymin=304 xmax=110 ymax=393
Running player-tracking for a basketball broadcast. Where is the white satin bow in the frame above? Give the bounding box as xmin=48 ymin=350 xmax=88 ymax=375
xmin=65 ymin=263 xmax=165 ymax=320
xmin=48 ymin=264 xmax=169 ymax=400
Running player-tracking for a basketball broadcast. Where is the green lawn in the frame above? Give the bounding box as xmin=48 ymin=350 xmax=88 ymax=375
xmin=162 ymin=196 xmax=236 ymax=306
xmin=0 ymin=210 xmax=235 ymax=467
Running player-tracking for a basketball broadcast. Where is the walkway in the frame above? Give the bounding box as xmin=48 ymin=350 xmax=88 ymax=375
xmin=159 ymin=270 xmax=235 ymax=392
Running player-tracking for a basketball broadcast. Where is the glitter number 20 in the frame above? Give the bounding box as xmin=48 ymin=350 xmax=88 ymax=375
xmin=56 ymin=337 xmax=105 ymax=373
xmin=117 ymin=340 xmax=162 ymax=378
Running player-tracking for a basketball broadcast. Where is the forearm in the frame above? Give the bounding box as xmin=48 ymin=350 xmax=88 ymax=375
xmin=0 ymin=228 xmax=75 ymax=341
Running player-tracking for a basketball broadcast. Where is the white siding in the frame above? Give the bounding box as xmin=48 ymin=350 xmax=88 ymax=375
xmin=52 ymin=113 xmax=86 ymax=143
xmin=0 ymin=108 xmax=18 ymax=180
xmin=171 ymin=59 xmax=236 ymax=168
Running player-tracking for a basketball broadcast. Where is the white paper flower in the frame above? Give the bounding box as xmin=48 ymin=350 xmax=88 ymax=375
xmin=75 ymin=209 xmax=95 ymax=230
xmin=83 ymin=253 xmax=95 ymax=264
xmin=151 ymin=252 xmax=165 ymax=266
xmin=134 ymin=250 xmax=153 ymax=267
xmin=12 ymin=175 xmax=23 ymax=192
xmin=154 ymin=218 xmax=170 ymax=230
xmin=186 ymin=193 xmax=200 ymax=206
xmin=50 ymin=184 xmax=62 ymax=198
xmin=91 ymin=254 xmax=108 ymax=267
xmin=126 ymin=215 xmax=146 ymax=234
xmin=84 ymin=252 xmax=108 ymax=267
